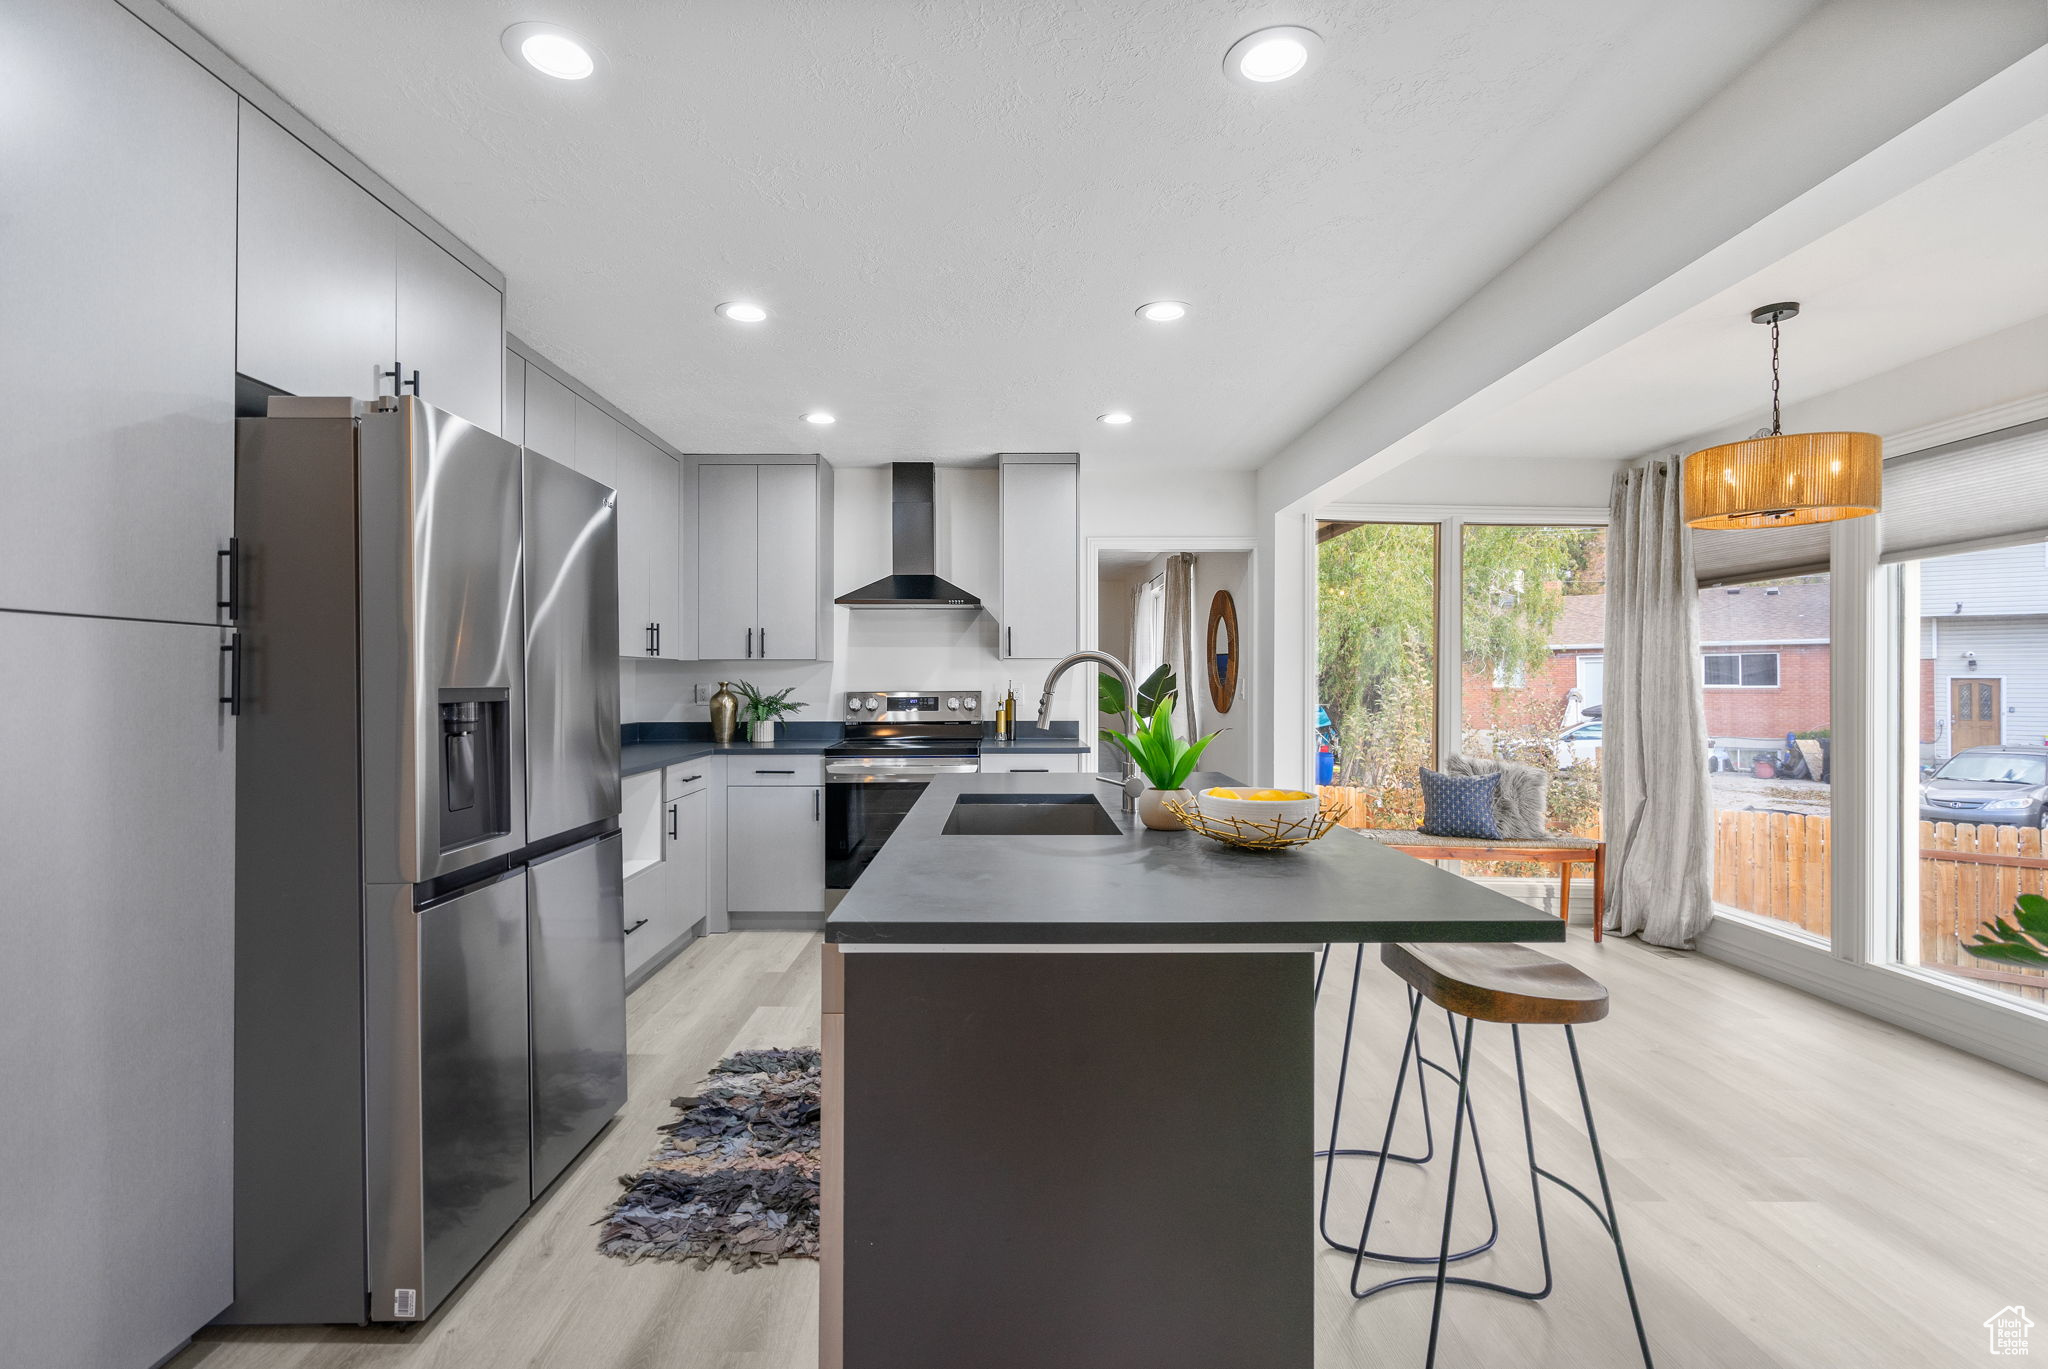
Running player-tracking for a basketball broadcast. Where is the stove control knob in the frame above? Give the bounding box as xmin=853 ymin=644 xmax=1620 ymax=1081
xmin=864 ymin=696 xmax=881 ymax=711
xmin=962 ymin=695 xmax=978 ymax=711
xmin=945 ymin=697 xmax=960 ymax=710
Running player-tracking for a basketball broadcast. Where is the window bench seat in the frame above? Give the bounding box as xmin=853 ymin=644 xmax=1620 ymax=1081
xmin=1352 ymin=831 xmax=1606 ymax=942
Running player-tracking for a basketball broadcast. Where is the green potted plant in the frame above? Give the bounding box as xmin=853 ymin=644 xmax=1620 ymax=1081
xmin=730 ymin=680 xmax=806 ymax=745
xmin=1101 ymin=694 xmax=1219 ymax=830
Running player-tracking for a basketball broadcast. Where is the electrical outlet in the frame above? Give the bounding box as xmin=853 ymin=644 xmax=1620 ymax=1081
xmin=692 ymin=682 xmax=709 ymax=705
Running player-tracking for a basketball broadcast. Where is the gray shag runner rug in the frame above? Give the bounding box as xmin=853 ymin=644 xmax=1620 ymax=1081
xmin=595 ymin=1048 xmax=821 ymax=1271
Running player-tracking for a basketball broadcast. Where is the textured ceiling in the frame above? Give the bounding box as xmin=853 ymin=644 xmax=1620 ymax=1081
xmin=1394 ymin=112 xmax=2048 ymax=471
xmin=168 ymin=0 xmax=1819 ymax=468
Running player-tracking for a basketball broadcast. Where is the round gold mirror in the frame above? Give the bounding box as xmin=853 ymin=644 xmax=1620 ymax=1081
xmin=1206 ymin=590 xmax=1239 ymax=713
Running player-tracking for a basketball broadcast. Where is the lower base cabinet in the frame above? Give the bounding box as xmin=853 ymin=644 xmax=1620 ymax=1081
xmin=726 ymin=784 xmax=826 ymax=914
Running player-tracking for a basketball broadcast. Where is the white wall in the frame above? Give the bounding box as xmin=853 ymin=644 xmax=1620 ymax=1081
xmin=1330 ymin=454 xmax=1621 ymax=509
xmin=626 ymin=465 xmax=1258 ymax=729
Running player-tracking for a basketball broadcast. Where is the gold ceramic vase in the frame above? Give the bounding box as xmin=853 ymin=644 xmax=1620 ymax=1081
xmin=708 ymin=681 xmax=740 ymax=745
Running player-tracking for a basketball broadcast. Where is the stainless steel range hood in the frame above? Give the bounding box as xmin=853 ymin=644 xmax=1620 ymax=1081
xmin=835 ymin=462 xmax=983 ymax=609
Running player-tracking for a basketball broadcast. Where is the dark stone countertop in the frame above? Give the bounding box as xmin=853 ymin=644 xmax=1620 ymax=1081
xmin=825 ymin=772 xmax=1569 ymax=947
xmin=621 ymin=738 xmax=834 ymax=776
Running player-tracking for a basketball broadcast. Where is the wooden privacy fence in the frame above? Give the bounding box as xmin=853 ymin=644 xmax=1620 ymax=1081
xmin=1712 ymin=812 xmax=2048 ymax=1005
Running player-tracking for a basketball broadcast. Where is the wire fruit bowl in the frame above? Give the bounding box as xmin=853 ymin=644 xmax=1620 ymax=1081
xmin=1163 ymin=797 xmax=1344 ymax=850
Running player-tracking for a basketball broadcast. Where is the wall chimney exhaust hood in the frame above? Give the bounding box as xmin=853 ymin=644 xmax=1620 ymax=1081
xmin=835 ymin=462 xmax=983 ymax=609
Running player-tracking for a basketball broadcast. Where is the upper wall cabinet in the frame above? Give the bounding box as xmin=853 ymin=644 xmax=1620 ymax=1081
xmin=998 ymin=453 xmax=1080 ymax=659
xmin=616 ymin=429 xmax=684 ymax=660
xmin=510 ymin=350 xmax=685 ymax=659
xmin=395 ymin=224 xmax=504 ymax=434
xmin=690 ymin=457 xmax=834 ymax=661
xmin=0 ymin=0 xmax=236 ymax=624
xmin=237 ymin=105 xmax=502 ymax=433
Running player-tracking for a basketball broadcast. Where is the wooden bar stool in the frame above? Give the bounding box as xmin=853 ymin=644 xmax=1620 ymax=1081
xmin=1346 ymin=942 xmax=1653 ymax=1368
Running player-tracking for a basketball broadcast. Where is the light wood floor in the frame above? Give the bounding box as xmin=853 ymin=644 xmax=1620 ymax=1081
xmin=174 ymin=928 xmax=2048 ymax=1369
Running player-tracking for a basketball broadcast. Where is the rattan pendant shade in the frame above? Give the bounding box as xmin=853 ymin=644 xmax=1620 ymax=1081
xmin=1683 ymin=302 xmax=1882 ymax=531
xmin=1683 ymin=430 xmax=1882 ymax=530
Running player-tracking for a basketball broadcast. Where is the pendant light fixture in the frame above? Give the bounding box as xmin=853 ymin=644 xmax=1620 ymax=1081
xmin=1683 ymin=303 xmax=1881 ymax=530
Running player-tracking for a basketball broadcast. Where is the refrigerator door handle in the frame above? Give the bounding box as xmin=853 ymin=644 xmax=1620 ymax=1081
xmin=220 ymin=632 xmax=242 ymax=716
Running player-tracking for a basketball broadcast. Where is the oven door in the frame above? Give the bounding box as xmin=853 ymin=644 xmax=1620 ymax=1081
xmin=825 ymin=758 xmax=977 ymax=889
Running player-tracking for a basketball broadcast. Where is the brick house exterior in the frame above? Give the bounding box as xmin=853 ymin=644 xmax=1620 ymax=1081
xmin=1468 ymin=581 xmax=1836 ymax=743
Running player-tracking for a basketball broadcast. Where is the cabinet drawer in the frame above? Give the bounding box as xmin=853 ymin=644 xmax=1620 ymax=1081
xmin=982 ymin=752 xmax=1083 ymax=774
xmin=728 ymin=756 xmax=824 ymax=787
xmin=664 ymin=760 xmax=711 ymax=798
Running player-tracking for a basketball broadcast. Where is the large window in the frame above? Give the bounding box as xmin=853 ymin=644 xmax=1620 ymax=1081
xmin=1895 ymin=543 xmax=2048 ymax=1008
xmin=1315 ymin=519 xmax=1606 ymax=843
xmin=1701 ymin=577 xmax=1832 ymax=938
xmin=1458 ymin=524 xmax=1606 ymax=839
xmin=1316 ymin=522 xmax=1438 ymax=827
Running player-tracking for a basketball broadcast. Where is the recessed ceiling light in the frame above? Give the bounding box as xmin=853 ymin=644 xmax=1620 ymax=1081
xmin=1136 ymin=301 xmax=1188 ymax=323
xmin=501 ymin=23 xmax=596 ymax=80
xmin=1098 ymin=412 xmax=1134 ymax=426
xmin=716 ymin=302 xmax=768 ymax=323
xmin=1224 ymin=26 xmax=1321 ymax=86
xmin=802 ymin=411 xmax=836 ymax=425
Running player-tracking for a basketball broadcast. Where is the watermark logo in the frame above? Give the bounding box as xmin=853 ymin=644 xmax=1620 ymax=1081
xmin=1985 ymin=1305 xmax=2034 ymax=1356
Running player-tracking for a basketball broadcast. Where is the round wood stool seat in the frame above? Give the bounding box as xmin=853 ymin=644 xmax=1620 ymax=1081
xmin=1380 ymin=942 xmax=1609 ymax=1026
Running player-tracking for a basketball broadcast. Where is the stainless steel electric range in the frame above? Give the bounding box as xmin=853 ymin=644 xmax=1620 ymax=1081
xmin=825 ymin=690 xmax=982 ymax=889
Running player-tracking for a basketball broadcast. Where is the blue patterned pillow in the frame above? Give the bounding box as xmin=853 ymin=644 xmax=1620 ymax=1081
xmin=1418 ymin=767 xmax=1502 ymax=840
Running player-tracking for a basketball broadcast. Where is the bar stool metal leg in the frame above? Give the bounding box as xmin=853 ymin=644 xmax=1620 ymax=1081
xmin=1318 ymin=954 xmax=1500 ymax=1263
xmin=1566 ymin=1025 xmax=1655 ymax=1368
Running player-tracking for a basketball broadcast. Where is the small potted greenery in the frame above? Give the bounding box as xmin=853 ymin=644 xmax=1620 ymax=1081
xmin=730 ymin=680 xmax=806 ymax=745
xmin=1101 ymin=694 xmax=1219 ymax=830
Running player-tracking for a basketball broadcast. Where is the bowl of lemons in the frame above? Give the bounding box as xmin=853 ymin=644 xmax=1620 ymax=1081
xmin=1167 ymin=786 xmax=1338 ymax=849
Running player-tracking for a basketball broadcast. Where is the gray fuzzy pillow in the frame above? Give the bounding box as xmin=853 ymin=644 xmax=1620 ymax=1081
xmin=1444 ymin=753 xmax=1549 ymax=839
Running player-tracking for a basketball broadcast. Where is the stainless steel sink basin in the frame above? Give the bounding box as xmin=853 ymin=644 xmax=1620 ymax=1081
xmin=941 ymin=793 xmax=1121 ymax=836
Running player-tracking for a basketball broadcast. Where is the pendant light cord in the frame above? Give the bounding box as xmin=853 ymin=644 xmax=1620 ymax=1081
xmin=1768 ymin=318 xmax=1782 ymax=436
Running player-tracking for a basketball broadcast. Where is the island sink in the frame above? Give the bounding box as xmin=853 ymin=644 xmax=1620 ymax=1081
xmin=939 ymin=792 xmax=1120 ymax=836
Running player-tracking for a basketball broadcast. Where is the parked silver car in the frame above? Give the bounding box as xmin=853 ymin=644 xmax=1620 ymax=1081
xmin=1919 ymin=745 xmax=2048 ymax=828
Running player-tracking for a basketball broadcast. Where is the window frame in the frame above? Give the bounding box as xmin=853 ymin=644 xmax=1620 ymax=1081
xmin=1701 ymin=650 xmax=1782 ymax=689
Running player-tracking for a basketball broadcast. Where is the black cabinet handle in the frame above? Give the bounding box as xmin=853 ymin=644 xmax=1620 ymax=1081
xmin=1006 ymin=626 xmax=1013 ymax=656
xmin=760 ymin=628 xmax=767 ymax=657
xmin=814 ymin=789 xmax=821 ymax=821
xmin=745 ymin=627 xmax=753 ymax=658
xmin=653 ymin=622 xmax=662 ymax=655
xmin=680 ymin=773 xmax=703 ymax=783
xmin=756 ymin=768 xmax=795 ymax=775
xmin=625 ymin=918 xmax=649 ymax=936
xmin=382 ymin=362 xmax=421 ymax=396
xmin=406 ymin=370 xmax=420 ymax=396
xmin=1014 ymin=768 xmax=1049 ymax=773
xmin=217 ymin=539 xmax=240 ymax=622
xmin=220 ymin=633 xmax=242 ymax=716
xmin=668 ymin=803 xmax=678 ymax=840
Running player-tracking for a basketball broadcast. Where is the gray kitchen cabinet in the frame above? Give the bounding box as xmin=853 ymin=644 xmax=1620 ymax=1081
xmin=395 ymin=223 xmax=504 ymax=434
xmin=0 ymin=0 xmax=235 ymax=624
xmin=236 ymin=102 xmax=396 ymax=404
xmin=725 ymin=784 xmax=826 ymax=913
xmin=668 ymin=776 xmax=710 ymax=935
xmin=756 ymin=463 xmax=821 ymax=660
xmin=502 ymin=353 xmax=527 ymax=445
xmin=240 ymin=104 xmax=503 ymax=431
xmin=998 ymin=453 xmax=1080 ymax=659
xmin=690 ymin=457 xmax=833 ymax=661
xmin=695 ymin=462 xmax=760 ymax=660
xmin=615 ymin=428 xmax=681 ymax=659
xmin=622 ymin=855 xmax=673 ymax=983
xmin=0 ymin=611 xmax=233 ymax=1368
xmin=574 ymin=396 xmax=619 ymax=490
xmin=522 ymin=364 xmax=577 ymax=467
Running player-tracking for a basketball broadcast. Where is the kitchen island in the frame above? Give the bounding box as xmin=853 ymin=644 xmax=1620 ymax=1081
xmin=821 ymin=772 xmax=1563 ymax=1369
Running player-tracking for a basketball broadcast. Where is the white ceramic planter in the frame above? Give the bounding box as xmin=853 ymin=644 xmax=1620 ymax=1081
xmin=751 ymin=718 xmax=777 ymax=745
xmin=1137 ymin=787 xmax=1190 ymax=831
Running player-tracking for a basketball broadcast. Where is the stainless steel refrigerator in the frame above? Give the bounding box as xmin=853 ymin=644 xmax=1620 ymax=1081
xmin=226 ymin=395 xmax=625 ymax=1326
